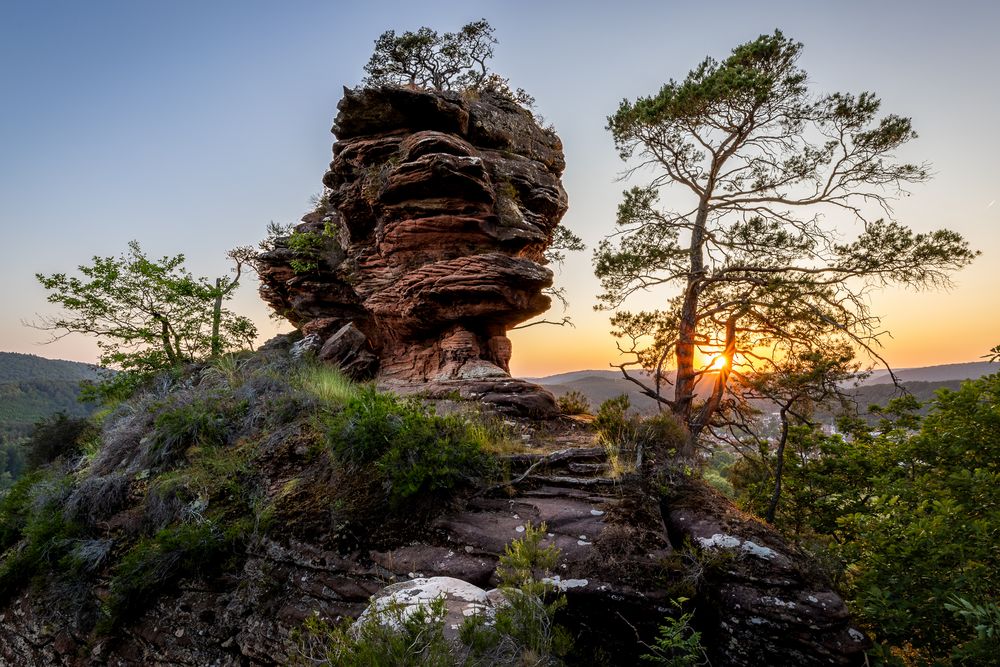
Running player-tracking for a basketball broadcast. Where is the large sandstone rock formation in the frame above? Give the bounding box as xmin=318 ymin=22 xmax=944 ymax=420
xmin=257 ymin=86 xmax=568 ymax=415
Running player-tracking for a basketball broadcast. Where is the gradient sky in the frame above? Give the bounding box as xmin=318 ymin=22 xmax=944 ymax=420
xmin=1 ymin=1 xmax=996 ymax=377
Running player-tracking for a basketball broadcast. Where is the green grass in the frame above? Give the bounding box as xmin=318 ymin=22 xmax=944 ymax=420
xmin=297 ymin=364 xmax=357 ymax=405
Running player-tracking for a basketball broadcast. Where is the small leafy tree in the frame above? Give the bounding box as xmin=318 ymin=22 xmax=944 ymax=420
xmin=741 ymin=345 xmax=861 ymax=523
xmin=595 ymin=30 xmax=979 ymax=455
xmin=641 ymin=598 xmax=707 ymax=666
xmin=33 ymin=241 xmax=256 ymax=391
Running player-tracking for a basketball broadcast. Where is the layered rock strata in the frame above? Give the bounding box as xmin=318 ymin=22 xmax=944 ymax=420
xmin=257 ymin=86 xmax=568 ymax=415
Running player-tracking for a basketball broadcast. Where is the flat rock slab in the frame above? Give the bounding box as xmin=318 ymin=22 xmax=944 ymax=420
xmin=435 ymin=494 xmax=608 ymax=565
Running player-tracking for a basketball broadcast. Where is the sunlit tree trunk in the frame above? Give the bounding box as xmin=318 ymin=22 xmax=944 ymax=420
xmin=673 ymin=198 xmax=711 ymax=454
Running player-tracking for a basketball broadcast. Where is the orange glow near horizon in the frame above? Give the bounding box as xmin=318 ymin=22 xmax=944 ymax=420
xmin=706 ymin=354 xmax=730 ymax=371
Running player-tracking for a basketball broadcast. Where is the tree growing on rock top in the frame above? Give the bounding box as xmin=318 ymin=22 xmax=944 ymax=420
xmin=594 ymin=30 xmax=979 ymax=455
xmin=363 ymin=19 xmax=496 ymax=91
xmin=361 ymin=19 xmax=536 ymax=109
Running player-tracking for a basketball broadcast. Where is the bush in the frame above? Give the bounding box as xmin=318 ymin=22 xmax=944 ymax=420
xmin=557 ymin=391 xmax=590 ymax=415
xmin=945 ymin=595 xmax=1000 ymax=664
xmin=0 ymin=470 xmax=47 ymax=551
xmin=24 ymin=413 xmax=96 ymax=469
xmin=293 ymin=522 xmax=570 ymax=667
xmin=326 ymin=386 xmax=493 ymax=507
xmin=287 ymin=222 xmax=339 ymax=274
xmin=146 ymin=400 xmax=227 ymax=468
xmin=0 ymin=470 xmax=80 ymax=601
xmin=100 ymin=519 xmax=242 ymax=632
xmin=141 ymin=391 xmax=247 ymax=470
xmin=594 ymin=397 xmax=686 ymax=477
xmin=462 ymin=522 xmax=571 ymax=665
xmin=63 ymin=473 xmax=130 ymax=528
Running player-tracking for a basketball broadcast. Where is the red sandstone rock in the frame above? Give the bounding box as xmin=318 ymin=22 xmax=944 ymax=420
xmin=258 ymin=86 xmax=567 ymax=415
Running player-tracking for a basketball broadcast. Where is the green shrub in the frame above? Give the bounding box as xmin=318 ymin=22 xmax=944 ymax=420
xmin=292 ymin=598 xmax=453 ymax=667
xmin=557 ymin=390 xmax=590 ymax=415
xmin=640 ymin=598 xmax=706 ymax=666
xmin=326 ymin=386 xmax=492 ymax=507
xmin=287 ymin=222 xmax=339 ymax=274
xmin=24 ymin=413 xmax=96 ymax=469
xmin=945 ymin=595 xmax=1000 ymax=664
xmin=143 ymin=392 xmax=246 ymax=470
xmin=0 ymin=470 xmax=80 ymax=601
xmin=462 ymin=521 xmax=571 ymax=665
xmin=0 ymin=470 xmax=47 ymax=550
xmin=100 ymin=520 xmax=240 ymax=632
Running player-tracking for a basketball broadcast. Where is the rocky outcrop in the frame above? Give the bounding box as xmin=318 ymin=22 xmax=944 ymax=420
xmin=662 ymin=482 xmax=869 ymax=665
xmin=0 ymin=430 xmax=866 ymax=666
xmin=257 ymin=86 xmax=568 ymax=415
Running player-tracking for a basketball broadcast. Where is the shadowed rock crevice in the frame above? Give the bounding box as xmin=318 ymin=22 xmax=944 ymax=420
xmin=258 ymin=86 xmax=568 ymax=415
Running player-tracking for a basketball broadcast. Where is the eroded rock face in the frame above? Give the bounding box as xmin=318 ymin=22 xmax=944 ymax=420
xmin=257 ymin=86 xmax=567 ymax=415
xmin=663 ymin=482 xmax=869 ymax=665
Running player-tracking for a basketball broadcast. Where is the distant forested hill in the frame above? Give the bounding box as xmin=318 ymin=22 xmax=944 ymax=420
xmin=532 ymin=363 xmax=995 ymax=421
xmin=0 ymin=352 xmax=100 ymax=441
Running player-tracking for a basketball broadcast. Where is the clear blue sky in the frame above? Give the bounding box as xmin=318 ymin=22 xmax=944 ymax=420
xmin=2 ymin=1 xmax=997 ymax=376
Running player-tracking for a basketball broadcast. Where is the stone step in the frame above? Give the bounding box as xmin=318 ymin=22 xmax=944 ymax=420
xmin=525 ymin=474 xmax=620 ymax=489
xmin=566 ymin=462 xmax=608 ymax=475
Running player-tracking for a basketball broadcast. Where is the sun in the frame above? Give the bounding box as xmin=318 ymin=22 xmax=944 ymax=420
xmin=707 ymin=354 xmax=729 ymax=371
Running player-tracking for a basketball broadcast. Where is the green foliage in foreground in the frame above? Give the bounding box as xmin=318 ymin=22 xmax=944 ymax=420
xmin=295 ymin=598 xmax=455 ymax=667
xmin=0 ymin=352 xmax=512 ymax=638
xmin=99 ymin=519 xmax=247 ymax=633
xmin=462 ymin=522 xmax=570 ymax=663
xmin=293 ymin=522 xmax=570 ymax=666
xmin=0 ymin=469 xmax=80 ymax=601
xmin=640 ymin=598 xmax=706 ymax=666
xmin=729 ymin=372 xmax=1000 ymax=665
xmin=325 ymin=385 xmax=495 ymax=507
